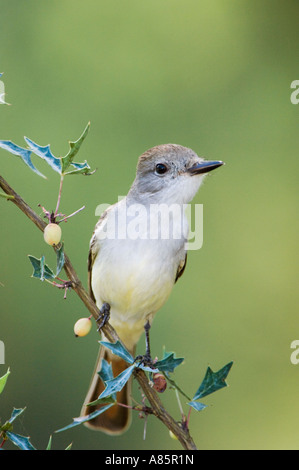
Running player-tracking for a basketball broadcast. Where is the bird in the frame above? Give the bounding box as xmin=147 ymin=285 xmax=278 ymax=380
xmin=80 ymin=143 xmax=224 ymax=434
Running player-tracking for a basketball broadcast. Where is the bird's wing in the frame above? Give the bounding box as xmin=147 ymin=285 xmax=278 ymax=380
xmin=88 ymin=209 xmax=109 ymax=302
xmin=175 ymin=253 xmax=187 ymax=283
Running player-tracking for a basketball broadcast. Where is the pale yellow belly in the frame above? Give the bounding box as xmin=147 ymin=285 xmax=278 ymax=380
xmin=91 ymin=245 xmax=176 ymax=350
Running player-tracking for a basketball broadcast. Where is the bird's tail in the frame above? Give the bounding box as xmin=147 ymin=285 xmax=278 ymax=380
xmin=80 ymin=345 xmax=133 ymax=434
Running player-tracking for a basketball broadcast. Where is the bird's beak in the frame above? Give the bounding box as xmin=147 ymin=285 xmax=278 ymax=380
xmin=187 ymin=160 xmax=224 ymax=175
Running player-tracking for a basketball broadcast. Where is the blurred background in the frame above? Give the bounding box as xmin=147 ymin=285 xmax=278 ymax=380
xmin=0 ymin=0 xmax=298 ymax=450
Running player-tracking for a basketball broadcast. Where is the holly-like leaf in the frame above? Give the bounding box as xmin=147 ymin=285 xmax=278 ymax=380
xmin=8 ymin=407 xmax=26 ymax=424
xmin=64 ymin=160 xmax=96 ymax=176
xmin=93 ymin=358 xmax=117 ymax=401
xmin=187 ymin=401 xmax=207 ymax=412
xmin=0 ymin=141 xmax=46 ymax=178
xmin=56 ymin=243 xmax=65 ymax=276
xmin=55 ymin=403 xmax=114 ymax=433
xmin=192 ymin=362 xmax=233 ymax=401
xmin=46 ymin=435 xmax=52 ymax=450
xmin=155 ymin=351 xmax=184 ymax=373
xmin=6 ymin=431 xmax=36 ymax=450
xmin=1 ymin=127 xmax=94 ymax=178
xmin=0 ymin=368 xmax=10 ymax=394
xmin=100 ymin=340 xmax=134 ymax=364
xmin=86 ymin=395 xmax=116 ymax=407
xmin=98 ymin=358 xmax=114 ymax=382
xmin=28 ymin=255 xmax=55 ymax=281
xmin=99 ymin=365 xmax=135 ymax=400
xmin=61 ymin=122 xmax=90 ymax=174
xmin=24 ymin=137 xmax=62 ymax=174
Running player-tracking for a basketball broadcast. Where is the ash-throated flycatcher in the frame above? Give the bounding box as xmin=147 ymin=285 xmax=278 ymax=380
xmin=81 ymin=144 xmax=223 ymax=434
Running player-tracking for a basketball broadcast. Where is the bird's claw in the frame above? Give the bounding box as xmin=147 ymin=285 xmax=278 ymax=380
xmin=134 ymin=353 xmax=156 ymax=369
xmin=96 ymin=302 xmax=111 ymax=331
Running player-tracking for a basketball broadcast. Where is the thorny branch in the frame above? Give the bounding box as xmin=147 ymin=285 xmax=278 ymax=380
xmin=0 ymin=174 xmax=197 ymax=450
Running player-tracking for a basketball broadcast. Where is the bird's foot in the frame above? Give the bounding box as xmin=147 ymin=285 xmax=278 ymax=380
xmin=96 ymin=302 xmax=111 ymax=331
xmin=134 ymin=353 xmax=156 ymax=370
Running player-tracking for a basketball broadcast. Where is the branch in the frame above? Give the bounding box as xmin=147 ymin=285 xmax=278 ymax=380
xmin=0 ymin=174 xmax=197 ymax=450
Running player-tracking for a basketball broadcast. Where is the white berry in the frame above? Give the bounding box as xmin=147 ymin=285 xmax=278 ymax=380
xmin=44 ymin=223 xmax=62 ymax=246
xmin=74 ymin=317 xmax=92 ymax=337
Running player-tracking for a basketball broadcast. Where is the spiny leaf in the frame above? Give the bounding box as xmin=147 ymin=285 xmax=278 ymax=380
xmin=0 ymin=141 xmax=46 ymax=178
xmin=187 ymin=401 xmax=207 ymax=412
xmin=61 ymin=122 xmax=90 ymax=174
xmin=24 ymin=137 xmax=62 ymax=174
xmin=95 ymin=358 xmax=117 ymax=401
xmin=1 ymin=127 xmax=94 ymax=177
xmin=86 ymin=395 xmax=116 ymax=407
xmin=6 ymin=431 xmax=36 ymax=450
xmin=155 ymin=351 xmax=184 ymax=373
xmin=55 ymin=404 xmax=114 ymax=433
xmin=0 ymin=368 xmax=10 ymax=394
xmin=64 ymin=161 xmax=96 ymax=176
xmin=98 ymin=358 xmax=114 ymax=383
xmin=99 ymin=365 xmax=135 ymax=399
xmin=28 ymin=255 xmax=55 ymax=281
xmin=46 ymin=435 xmax=52 ymax=450
xmin=56 ymin=243 xmax=65 ymax=276
xmin=192 ymin=361 xmax=233 ymax=401
xmin=100 ymin=340 xmax=134 ymax=364
xmin=8 ymin=407 xmax=26 ymax=424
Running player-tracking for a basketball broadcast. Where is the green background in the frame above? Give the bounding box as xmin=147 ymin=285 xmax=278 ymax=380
xmin=0 ymin=0 xmax=298 ymax=450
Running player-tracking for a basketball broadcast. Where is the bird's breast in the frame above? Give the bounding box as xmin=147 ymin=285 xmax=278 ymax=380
xmin=92 ymin=237 xmax=181 ymax=321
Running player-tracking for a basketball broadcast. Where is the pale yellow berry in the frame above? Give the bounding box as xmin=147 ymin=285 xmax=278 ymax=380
xmin=74 ymin=317 xmax=92 ymax=337
xmin=44 ymin=223 xmax=62 ymax=246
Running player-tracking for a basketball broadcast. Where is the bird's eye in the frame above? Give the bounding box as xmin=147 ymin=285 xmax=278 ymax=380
xmin=155 ymin=163 xmax=168 ymax=175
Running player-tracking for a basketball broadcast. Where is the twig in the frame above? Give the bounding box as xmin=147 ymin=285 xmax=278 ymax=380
xmin=54 ymin=175 xmax=64 ymax=217
xmin=0 ymin=174 xmax=197 ymax=450
xmin=58 ymin=205 xmax=85 ymax=223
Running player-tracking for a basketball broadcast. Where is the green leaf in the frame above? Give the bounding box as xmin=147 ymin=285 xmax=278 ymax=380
xmin=46 ymin=435 xmax=52 ymax=450
xmin=0 ymin=140 xmax=46 ymax=178
xmin=65 ymin=442 xmax=73 ymax=450
xmin=24 ymin=137 xmax=62 ymax=174
xmin=192 ymin=362 xmax=233 ymax=401
xmin=8 ymin=407 xmax=26 ymax=424
xmin=99 ymin=365 xmax=135 ymax=399
xmin=28 ymin=255 xmax=55 ymax=281
xmin=87 ymin=395 xmax=116 ymax=407
xmin=6 ymin=431 xmax=36 ymax=450
xmin=55 ymin=403 xmax=114 ymax=433
xmin=100 ymin=340 xmax=134 ymax=364
xmin=0 ymin=368 xmax=10 ymax=394
xmin=187 ymin=401 xmax=207 ymax=412
xmin=155 ymin=351 xmax=184 ymax=373
xmin=64 ymin=161 xmax=96 ymax=176
xmin=1 ymin=127 xmax=94 ymax=178
xmin=98 ymin=358 xmax=114 ymax=383
xmin=95 ymin=358 xmax=117 ymax=401
xmin=61 ymin=122 xmax=90 ymax=174
xmin=56 ymin=243 xmax=65 ymax=276
xmin=0 ymin=192 xmax=14 ymax=199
